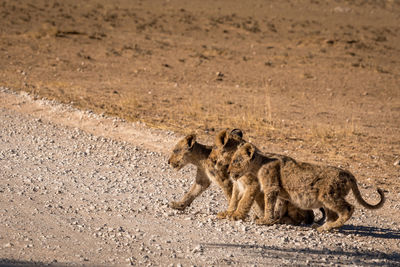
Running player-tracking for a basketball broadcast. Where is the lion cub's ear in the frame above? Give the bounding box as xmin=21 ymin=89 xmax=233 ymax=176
xmin=230 ymin=128 xmax=243 ymax=140
xmin=215 ymin=130 xmax=229 ymax=147
xmin=185 ymin=134 xmax=196 ymax=150
xmin=243 ymin=143 xmax=256 ymax=160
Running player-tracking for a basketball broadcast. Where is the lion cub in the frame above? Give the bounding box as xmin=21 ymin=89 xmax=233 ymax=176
xmin=168 ymin=134 xmax=213 ymax=210
xmin=207 ymin=131 xmax=315 ymax=224
xmin=168 ymin=129 xmax=243 ymax=211
xmin=206 ymin=129 xmax=265 ymax=220
xmin=228 ymin=142 xmax=385 ymax=232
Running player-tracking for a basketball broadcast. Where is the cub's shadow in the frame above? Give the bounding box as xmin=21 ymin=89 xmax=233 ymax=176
xmin=203 ymin=224 xmax=400 ymax=266
xmin=204 ymin=240 xmax=400 ymax=266
xmin=338 ymin=224 xmax=400 ymax=239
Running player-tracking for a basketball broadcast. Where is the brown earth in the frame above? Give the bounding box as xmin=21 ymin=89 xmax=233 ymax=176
xmin=2 ymin=0 xmax=400 ymax=193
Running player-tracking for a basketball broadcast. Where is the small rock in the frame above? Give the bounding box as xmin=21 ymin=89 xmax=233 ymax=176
xmin=394 ymin=159 xmax=400 ymax=167
xmin=4 ymin=243 xmax=13 ymax=248
xmin=191 ymin=245 xmax=203 ymax=253
xmin=281 ymin=236 xmax=289 ymax=243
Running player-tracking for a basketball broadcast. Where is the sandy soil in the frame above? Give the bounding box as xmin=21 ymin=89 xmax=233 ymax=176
xmin=0 ymin=88 xmax=400 ymax=267
xmin=1 ymin=0 xmax=400 ymax=266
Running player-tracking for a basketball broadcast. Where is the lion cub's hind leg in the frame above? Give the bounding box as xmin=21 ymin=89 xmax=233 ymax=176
xmin=325 ymin=208 xmax=338 ymax=222
xmin=316 ymin=198 xmax=354 ymax=232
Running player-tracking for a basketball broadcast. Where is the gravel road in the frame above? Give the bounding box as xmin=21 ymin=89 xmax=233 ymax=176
xmin=1 ymin=89 xmax=400 ymax=266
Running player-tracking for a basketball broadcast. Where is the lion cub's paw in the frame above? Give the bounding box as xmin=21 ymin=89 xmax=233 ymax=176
xmin=315 ymin=225 xmax=332 ymax=233
xmin=255 ymin=218 xmax=276 ymax=226
xmin=277 ymin=216 xmax=296 ymax=225
xmin=230 ymin=211 xmax=247 ymax=221
xmin=311 ymin=223 xmax=321 ymax=230
xmin=169 ymin=201 xmax=186 ymax=211
xmin=217 ymin=210 xmax=232 ymax=219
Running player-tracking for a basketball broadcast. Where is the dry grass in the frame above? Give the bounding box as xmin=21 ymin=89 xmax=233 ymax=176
xmin=19 ymin=77 xmax=361 ymax=148
xmin=311 ymin=116 xmax=358 ymax=142
xmin=169 ymin=80 xmax=278 ymax=138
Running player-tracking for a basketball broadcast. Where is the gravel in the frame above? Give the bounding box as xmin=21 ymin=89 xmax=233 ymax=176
xmin=0 ymin=88 xmax=400 ymax=266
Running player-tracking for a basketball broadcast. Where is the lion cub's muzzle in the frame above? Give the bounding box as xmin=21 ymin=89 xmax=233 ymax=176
xmin=227 ymin=168 xmax=241 ymax=180
xmin=168 ymin=159 xmax=181 ymax=170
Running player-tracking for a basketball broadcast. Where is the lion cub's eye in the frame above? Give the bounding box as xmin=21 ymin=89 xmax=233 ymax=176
xmin=173 ymin=149 xmax=180 ymax=154
xmin=233 ymin=157 xmax=242 ymax=164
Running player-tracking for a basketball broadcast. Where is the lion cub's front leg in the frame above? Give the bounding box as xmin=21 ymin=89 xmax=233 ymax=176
xmin=217 ymin=181 xmax=240 ymax=219
xmin=169 ymin=170 xmax=211 ymax=211
xmin=230 ymin=174 xmax=260 ymax=221
xmin=210 ymin=171 xmax=233 ymax=202
xmin=256 ymin=161 xmax=281 ymax=225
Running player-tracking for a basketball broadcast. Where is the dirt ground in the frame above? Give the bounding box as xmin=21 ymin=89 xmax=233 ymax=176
xmin=1 ymin=0 xmax=400 ymax=265
xmin=1 ymin=88 xmax=400 ymax=266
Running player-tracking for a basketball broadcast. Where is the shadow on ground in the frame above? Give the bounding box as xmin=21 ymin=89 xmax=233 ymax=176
xmin=0 ymin=259 xmax=99 ymax=267
xmin=338 ymin=224 xmax=400 ymax=240
xmin=203 ymin=225 xmax=400 ymax=266
xmin=204 ymin=243 xmax=400 ymax=266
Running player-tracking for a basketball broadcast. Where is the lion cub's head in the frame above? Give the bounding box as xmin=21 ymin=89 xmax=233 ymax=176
xmin=168 ymin=134 xmax=196 ymax=170
xmin=228 ymin=142 xmax=256 ymax=180
xmin=207 ymin=129 xmax=244 ymax=177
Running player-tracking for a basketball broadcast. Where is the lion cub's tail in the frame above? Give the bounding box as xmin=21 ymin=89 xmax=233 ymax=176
xmin=349 ymin=175 xmax=385 ymax=210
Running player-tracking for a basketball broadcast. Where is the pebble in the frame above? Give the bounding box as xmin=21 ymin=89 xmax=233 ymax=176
xmin=4 ymin=243 xmax=13 ymax=248
xmin=191 ymin=245 xmax=203 ymax=253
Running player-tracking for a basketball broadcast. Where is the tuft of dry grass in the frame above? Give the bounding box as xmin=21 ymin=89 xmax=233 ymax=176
xmin=310 ymin=119 xmax=358 ymax=142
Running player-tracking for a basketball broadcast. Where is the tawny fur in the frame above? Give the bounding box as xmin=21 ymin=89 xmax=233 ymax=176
xmin=167 ymin=129 xmax=242 ymax=211
xmin=168 ymin=130 xmax=316 ymax=224
xmin=208 ymin=130 xmax=313 ymax=224
xmin=204 ymin=129 xmax=266 ymax=220
xmin=228 ymin=142 xmax=385 ymax=232
xmin=168 ymin=134 xmax=213 ymax=210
